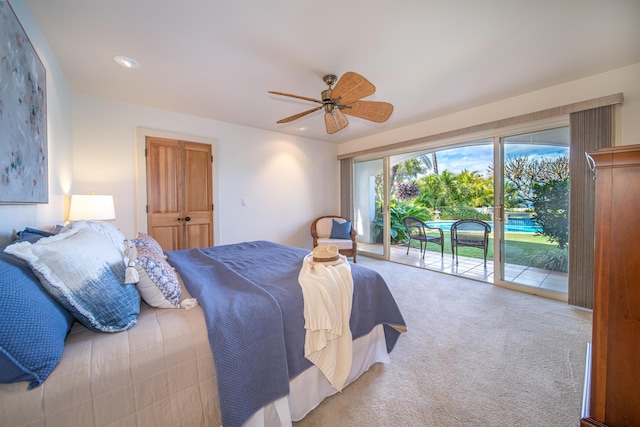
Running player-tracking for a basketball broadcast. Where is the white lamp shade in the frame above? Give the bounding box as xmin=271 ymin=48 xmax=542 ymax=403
xmin=68 ymin=195 xmax=116 ymax=221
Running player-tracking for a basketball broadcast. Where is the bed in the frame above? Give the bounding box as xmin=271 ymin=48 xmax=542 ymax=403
xmin=0 ymin=223 xmax=406 ymax=427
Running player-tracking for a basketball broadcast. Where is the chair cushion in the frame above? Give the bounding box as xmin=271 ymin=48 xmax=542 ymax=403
xmin=330 ymin=219 xmax=351 ymax=240
xmin=316 ymin=217 xmax=350 ymax=238
xmin=315 ymin=218 xmax=333 ymax=238
xmin=317 ymin=238 xmax=354 ymax=250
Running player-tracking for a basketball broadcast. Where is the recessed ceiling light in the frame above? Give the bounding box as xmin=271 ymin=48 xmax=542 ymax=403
xmin=113 ymin=56 xmax=141 ymax=69
xmin=298 ymin=127 xmax=308 ymax=131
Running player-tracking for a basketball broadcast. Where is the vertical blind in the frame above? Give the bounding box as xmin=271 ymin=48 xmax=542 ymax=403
xmin=568 ymin=105 xmax=614 ymax=308
xmin=340 ymin=158 xmax=354 ymax=220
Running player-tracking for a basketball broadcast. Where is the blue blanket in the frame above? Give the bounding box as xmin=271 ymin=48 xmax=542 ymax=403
xmin=167 ymin=241 xmax=405 ymax=427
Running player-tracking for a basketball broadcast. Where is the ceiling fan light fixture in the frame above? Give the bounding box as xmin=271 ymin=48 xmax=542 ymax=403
xmin=324 ymin=103 xmax=335 ymax=114
xmin=113 ymin=55 xmax=141 ymax=69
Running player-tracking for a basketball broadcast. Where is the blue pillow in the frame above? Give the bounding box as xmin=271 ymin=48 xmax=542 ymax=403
xmin=0 ymin=247 xmax=75 ymax=389
xmin=330 ymin=219 xmax=352 ymax=239
xmin=16 ymin=227 xmax=58 ymax=243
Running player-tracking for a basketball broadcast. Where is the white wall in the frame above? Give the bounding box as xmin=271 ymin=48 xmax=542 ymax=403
xmin=339 ymin=63 xmax=640 ymax=156
xmin=71 ymin=95 xmax=339 ymax=249
xmin=0 ymin=0 xmax=74 ymax=246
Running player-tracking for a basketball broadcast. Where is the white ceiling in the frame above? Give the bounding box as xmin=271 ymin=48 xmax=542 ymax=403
xmin=23 ymin=0 xmax=640 ymax=144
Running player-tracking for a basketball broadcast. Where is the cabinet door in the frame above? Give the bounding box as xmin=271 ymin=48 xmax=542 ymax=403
xmin=603 ymin=163 xmax=640 ymax=426
xmin=146 ymin=137 xmax=183 ymax=251
xmin=587 ymin=145 xmax=640 ymax=427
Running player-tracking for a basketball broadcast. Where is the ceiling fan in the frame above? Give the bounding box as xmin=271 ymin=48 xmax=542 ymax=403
xmin=269 ymin=72 xmax=393 ymax=134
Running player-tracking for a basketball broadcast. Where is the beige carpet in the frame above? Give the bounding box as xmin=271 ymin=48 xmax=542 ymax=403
xmin=295 ymin=257 xmax=592 ymax=427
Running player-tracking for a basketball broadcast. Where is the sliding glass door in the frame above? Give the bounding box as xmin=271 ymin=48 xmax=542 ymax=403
xmin=351 ymin=124 xmax=570 ymax=300
xmin=494 ymin=127 xmax=570 ymax=296
xmin=354 ymin=158 xmax=388 ymax=259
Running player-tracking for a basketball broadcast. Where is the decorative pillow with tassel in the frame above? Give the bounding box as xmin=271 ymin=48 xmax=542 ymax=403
xmin=131 ymin=232 xmax=164 ymax=257
xmin=132 ymin=244 xmax=196 ymax=310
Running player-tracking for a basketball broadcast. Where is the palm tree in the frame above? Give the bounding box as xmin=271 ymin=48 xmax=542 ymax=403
xmin=432 ymin=152 xmax=439 ymax=175
xmin=390 ymin=154 xmax=433 ymax=197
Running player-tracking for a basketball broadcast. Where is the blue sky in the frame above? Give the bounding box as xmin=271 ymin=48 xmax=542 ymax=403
xmin=434 ymin=144 xmax=569 ymax=176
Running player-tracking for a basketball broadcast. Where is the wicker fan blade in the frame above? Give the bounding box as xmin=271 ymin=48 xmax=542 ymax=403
xmin=324 ymin=108 xmax=349 ymax=134
xmin=330 ymin=72 xmax=375 ymax=105
xmin=342 ymin=100 xmax=394 ymax=123
xmin=276 ymin=106 xmax=323 ymax=123
xmin=269 ymin=91 xmax=324 ymax=104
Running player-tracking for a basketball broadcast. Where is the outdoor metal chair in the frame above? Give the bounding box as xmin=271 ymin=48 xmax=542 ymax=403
xmin=402 ymin=216 xmax=444 ymax=258
xmin=450 ymin=219 xmax=491 ymax=265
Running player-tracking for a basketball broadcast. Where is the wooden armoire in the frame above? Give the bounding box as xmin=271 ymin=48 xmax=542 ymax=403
xmin=581 ymin=144 xmax=640 ymax=427
xmin=145 ymin=137 xmax=214 ymax=251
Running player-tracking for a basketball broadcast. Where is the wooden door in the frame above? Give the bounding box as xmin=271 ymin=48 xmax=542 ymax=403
xmin=183 ymin=142 xmax=213 ymax=249
xmin=146 ymin=137 xmax=213 ymax=251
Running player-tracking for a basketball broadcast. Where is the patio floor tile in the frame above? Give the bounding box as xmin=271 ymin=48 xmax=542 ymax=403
xmin=361 ymin=243 xmax=568 ymax=294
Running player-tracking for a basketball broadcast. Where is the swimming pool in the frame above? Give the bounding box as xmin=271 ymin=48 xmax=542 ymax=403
xmin=425 ymin=220 xmax=542 ymax=233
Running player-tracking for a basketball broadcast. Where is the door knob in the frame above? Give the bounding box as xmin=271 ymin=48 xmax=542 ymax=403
xmin=184 ymin=216 xmax=191 ymax=221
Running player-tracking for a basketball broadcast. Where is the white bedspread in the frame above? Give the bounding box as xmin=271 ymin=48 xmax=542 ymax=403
xmin=298 ymin=254 xmax=354 ymax=391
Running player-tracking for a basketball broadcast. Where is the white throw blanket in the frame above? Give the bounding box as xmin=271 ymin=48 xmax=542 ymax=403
xmin=298 ymin=254 xmax=354 ymax=391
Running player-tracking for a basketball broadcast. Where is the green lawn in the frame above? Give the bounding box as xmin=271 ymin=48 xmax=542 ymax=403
xmin=402 ymin=231 xmax=557 ymax=266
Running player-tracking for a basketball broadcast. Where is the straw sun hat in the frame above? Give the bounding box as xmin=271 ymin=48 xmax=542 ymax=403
xmin=307 ymin=244 xmax=346 ymax=266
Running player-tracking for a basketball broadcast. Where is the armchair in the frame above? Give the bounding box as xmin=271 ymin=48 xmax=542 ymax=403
xmin=310 ymin=215 xmax=357 ymax=262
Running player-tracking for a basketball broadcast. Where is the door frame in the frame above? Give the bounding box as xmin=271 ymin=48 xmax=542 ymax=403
xmin=135 ymin=127 xmax=219 ymax=245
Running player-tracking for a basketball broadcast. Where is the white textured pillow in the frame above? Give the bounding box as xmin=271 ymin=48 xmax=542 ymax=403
xmin=63 ymin=220 xmax=127 ymax=253
xmin=4 ymin=228 xmax=140 ymax=333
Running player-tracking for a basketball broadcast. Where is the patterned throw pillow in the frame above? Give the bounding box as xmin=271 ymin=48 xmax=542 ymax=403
xmin=5 ymin=227 xmax=140 ymax=333
xmin=0 ymin=248 xmax=75 ymax=389
xmin=134 ymin=245 xmax=181 ymax=308
xmin=132 ymin=232 xmax=164 ymax=256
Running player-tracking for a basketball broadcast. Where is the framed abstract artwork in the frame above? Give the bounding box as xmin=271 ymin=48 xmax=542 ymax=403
xmin=0 ymin=1 xmax=48 ymax=203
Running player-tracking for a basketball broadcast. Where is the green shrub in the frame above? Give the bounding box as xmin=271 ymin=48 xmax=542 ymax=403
xmin=438 ymin=205 xmax=491 ymax=221
xmin=532 ymin=179 xmax=569 ymax=249
xmin=528 ymin=247 xmax=568 ymax=272
xmin=372 ymin=200 xmax=433 ymax=244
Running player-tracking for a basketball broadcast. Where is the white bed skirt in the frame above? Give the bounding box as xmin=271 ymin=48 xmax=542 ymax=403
xmin=244 ymin=324 xmax=389 ymax=427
